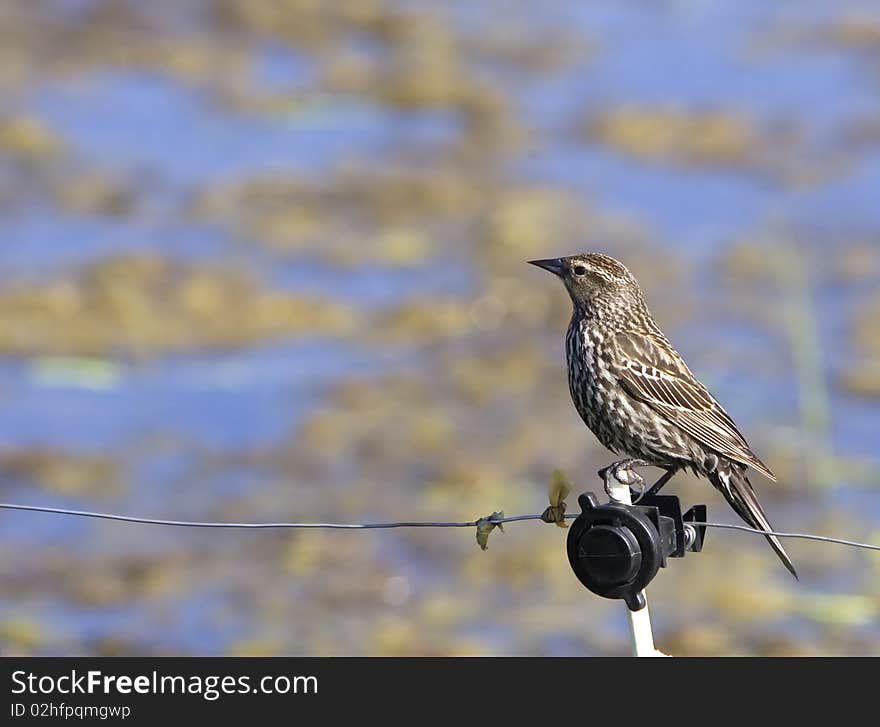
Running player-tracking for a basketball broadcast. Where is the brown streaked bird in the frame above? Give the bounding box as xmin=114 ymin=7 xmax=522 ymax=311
xmin=530 ymin=253 xmax=797 ymax=578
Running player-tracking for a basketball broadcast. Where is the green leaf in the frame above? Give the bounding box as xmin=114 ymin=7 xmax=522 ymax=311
xmin=475 ymin=511 xmax=505 ymax=551
xmin=542 ymin=469 xmax=570 ymax=527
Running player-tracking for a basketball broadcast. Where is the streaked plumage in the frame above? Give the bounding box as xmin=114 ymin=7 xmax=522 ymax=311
xmin=530 ymin=253 xmax=797 ymax=578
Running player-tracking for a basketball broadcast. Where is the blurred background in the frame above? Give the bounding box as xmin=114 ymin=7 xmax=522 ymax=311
xmin=0 ymin=0 xmax=878 ymax=656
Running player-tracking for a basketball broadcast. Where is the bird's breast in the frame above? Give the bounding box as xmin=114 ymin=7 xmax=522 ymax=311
xmin=565 ymin=322 xmax=615 ymax=419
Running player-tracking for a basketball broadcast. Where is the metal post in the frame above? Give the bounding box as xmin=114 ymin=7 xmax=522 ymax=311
xmin=604 ymin=478 xmax=668 ymax=657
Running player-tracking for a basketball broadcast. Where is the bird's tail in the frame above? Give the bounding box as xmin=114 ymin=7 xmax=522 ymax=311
xmin=709 ymin=461 xmax=798 ymax=580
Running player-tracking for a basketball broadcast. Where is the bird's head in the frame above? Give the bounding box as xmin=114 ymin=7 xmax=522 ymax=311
xmin=528 ymin=253 xmax=642 ymax=315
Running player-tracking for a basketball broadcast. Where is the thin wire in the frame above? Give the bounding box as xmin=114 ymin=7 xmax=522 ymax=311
xmin=0 ymin=503 xmax=878 ymax=552
xmin=696 ymin=521 xmax=880 ymax=552
xmin=0 ymin=503 xmax=543 ymax=529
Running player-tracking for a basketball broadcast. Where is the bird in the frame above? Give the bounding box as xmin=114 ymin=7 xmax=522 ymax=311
xmin=529 ymin=252 xmax=797 ymax=578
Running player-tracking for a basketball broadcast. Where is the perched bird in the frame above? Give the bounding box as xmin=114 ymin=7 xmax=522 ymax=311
xmin=529 ymin=253 xmax=797 ymax=578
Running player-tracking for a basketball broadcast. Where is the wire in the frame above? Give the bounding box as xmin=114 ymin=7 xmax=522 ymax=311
xmin=696 ymin=521 xmax=880 ymax=552
xmin=1 ymin=502 xmax=879 ymax=552
xmin=0 ymin=503 xmax=543 ymax=529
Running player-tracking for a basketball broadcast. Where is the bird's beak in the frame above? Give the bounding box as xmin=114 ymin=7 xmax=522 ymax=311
xmin=528 ymin=258 xmax=565 ymax=277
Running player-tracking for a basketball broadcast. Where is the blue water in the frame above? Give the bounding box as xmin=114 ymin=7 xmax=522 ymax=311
xmin=1 ymin=0 xmax=878 ymax=655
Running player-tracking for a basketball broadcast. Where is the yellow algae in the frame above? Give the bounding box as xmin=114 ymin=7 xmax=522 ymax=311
xmin=0 ymin=619 xmax=45 ymax=652
xmin=0 ymin=255 xmax=357 ymax=357
xmin=0 ymin=115 xmax=62 ymax=158
xmin=586 ymin=106 xmax=775 ymax=168
xmin=798 ymin=594 xmax=877 ymax=626
xmin=52 ymin=171 xmax=137 ymax=217
xmin=839 ymin=365 xmax=880 ymax=398
xmin=662 ymin=625 xmax=733 ymax=656
xmin=30 ymin=356 xmax=122 ymax=391
xmin=375 ymin=298 xmax=477 ymax=341
xmin=483 ymin=188 xmax=586 ymax=256
xmin=812 ymin=16 xmax=880 ymax=50
xmin=0 ymin=448 xmax=119 ymax=496
xmin=840 ymin=293 xmax=880 ymax=396
xmin=848 ymin=294 xmax=880 ymax=357
xmin=226 ymin=638 xmax=287 ymax=657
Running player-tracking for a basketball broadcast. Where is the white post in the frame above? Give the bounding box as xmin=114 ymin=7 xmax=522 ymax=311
xmin=605 ymin=478 xmax=668 ymax=657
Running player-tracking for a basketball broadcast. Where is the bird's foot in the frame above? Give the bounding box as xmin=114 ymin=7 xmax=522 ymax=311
xmin=598 ymin=459 xmax=652 ymax=503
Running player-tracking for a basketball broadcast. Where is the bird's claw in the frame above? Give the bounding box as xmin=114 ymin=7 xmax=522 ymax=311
xmin=599 ymin=460 xmax=648 ymax=504
xmin=629 ymin=476 xmax=646 ymax=504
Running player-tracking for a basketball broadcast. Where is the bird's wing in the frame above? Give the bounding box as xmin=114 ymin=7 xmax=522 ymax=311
xmin=612 ymin=330 xmax=776 ymax=481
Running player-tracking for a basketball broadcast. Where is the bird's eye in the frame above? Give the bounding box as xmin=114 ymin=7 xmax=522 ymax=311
xmin=572 ymin=265 xmax=588 ymax=276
